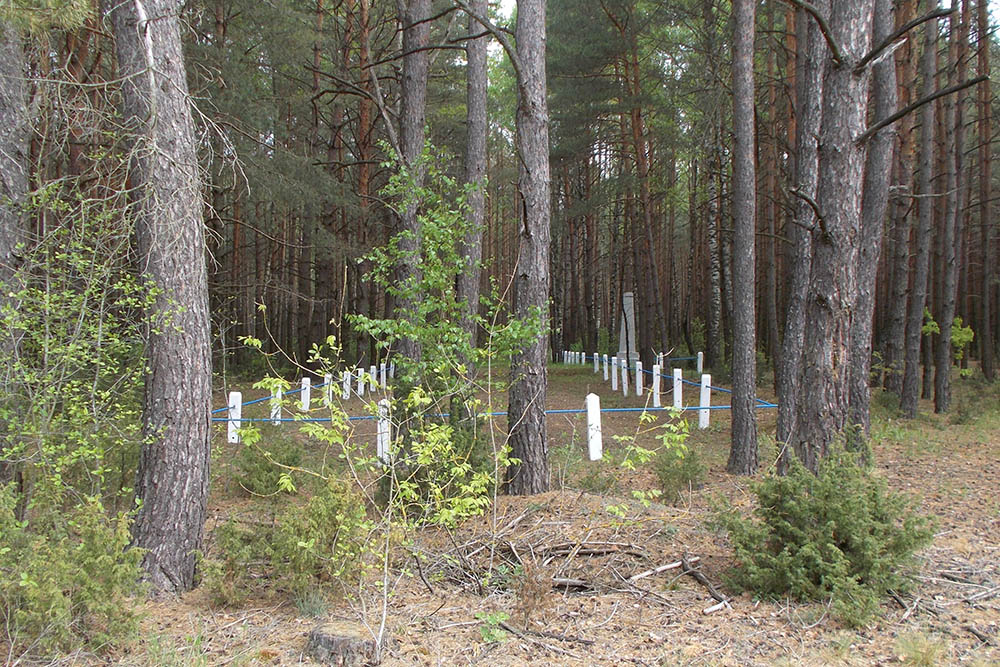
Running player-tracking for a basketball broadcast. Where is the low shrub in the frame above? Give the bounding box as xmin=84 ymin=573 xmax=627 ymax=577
xmin=232 ymin=429 xmax=304 ymax=497
xmin=715 ymin=447 xmax=934 ymax=626
xmin=0 ymin=485 xmax=143 ymax=656
xmin=268 ymin=478 xmax=374 ymax=596
xmin=653 ymin=446 xmax=705 ymax=502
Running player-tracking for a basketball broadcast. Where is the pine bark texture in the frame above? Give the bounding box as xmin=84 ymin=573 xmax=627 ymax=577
xmin=977 ymin=0 xmax=994 ymax=381
xmin=850 ymin=0 xmax=897 ymax=441
xmin=777 ymin=4 xmax=826 ymax=469
xmin=112 ymin=0 xmax=212 ymax=593
xmin=506 ymin=0 xmax=551 ymax=495
xmin=901 ymin=9 xmax=938 ymax=419
xmin=934 ymin=5 xmax=966 ymax=413
xmin=457 ymin=0 xmax=487 ymax=348
xmin=395 ymin=0 xmax=430 ymax=366
xmin=790 ymin=0 xmax=873 ymax=471
xmin=728 ymin=0 xmax=758 ymax=476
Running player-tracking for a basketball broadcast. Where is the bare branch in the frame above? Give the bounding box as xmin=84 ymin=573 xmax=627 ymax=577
xmin=781 ymin=0 xmax=844 ymax=66
xmin=789 ymin=187 xmax=827 ymax=236
xmin=857 ymin=75 xmax=988 ymax=144
xmin=452 ymin=0 xmax=521 ymax=78
xmin=855 ymin=6 xmax=954 ymax=74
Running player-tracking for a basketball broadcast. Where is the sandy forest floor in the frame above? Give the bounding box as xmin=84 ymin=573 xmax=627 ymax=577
xmin=118 ymin=364 xmax=999 ymax=666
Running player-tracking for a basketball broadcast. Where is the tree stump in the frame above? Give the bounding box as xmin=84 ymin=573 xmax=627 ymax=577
xmin=305 ymin=621 xmax=388 ymax=666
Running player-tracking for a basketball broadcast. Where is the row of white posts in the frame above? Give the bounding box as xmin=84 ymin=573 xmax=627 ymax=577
xmin=226 ymin=361 xmax=396 ymax=446
xmin=566 ymin=350 xmax=714 ymax=461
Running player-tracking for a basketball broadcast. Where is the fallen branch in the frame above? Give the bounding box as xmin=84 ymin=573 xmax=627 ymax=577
xmin=628 ymin=556 xmax=700 ymax=583
xmin=552 ymin=577 xmax=594 ymax=592
xmin=681 ymin=555 xmax=728 ymax=605
xmin=498 ymin=621 xmax=581 ymax=659
xmin=965 ymin=585 xmax=1000 ymax=604
xmin=964 ymin=625 xmax=994 ymax=646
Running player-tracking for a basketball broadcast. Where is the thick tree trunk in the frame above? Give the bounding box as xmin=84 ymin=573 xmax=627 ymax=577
xmin=505 ymin=0 xmax=551 ymax=495
xmin=849 ymin=0 xmax=897 ymax=442
xmin=113 ymin=0 xmax=212 ymax=593
xmin=457 ymin=0 xmax=488 ymax=353
xmin=789 ymin=0 xmax=873 ymax=471
xmin=395 ymin=0 xmax=430 ymax=368
xmin=901 ymin=8 xmax=938 ymax=419
xmin=728 ymin=0 xmax=758 ymax=476
xmin=777 ymin=4 xmax=826 ymax=469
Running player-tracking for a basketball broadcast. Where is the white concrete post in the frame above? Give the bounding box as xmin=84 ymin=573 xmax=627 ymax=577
xmin=586 ymin=393 xmax=602 ymax=461
xmin=594 ymin=353 xmax=599 ymax=373
xmin=389 ymin=362 xmax=396 ymax=378
xmin=697 ymin=351 xmax=704 ymax=374
xmin=652 ymin=364 xmax=661 ymax=408
xmin=369 ymin=364 xmax=377 ymax=392
xmin=635 ymin=361 xmax=643 ymax=396
xmin=341 ymin=370 xmax=351 ymax=400
xmin=227 ymin=391 xmax=242 ymax=443
xmin=603 ymin=354 xmax=609 ymax=381
xmin=621 ymin=360 xmax=629 ymax=397
xmin=300 ymin=377 xmax=311 ymax=411
xmin=611 ymin=356 xmax=619 ymax=391
xmin=270 ymin=388 xmax=281 ymax=425
xmin=657 ymin=352 xmax=664 ymax=369
xmin=376 ymin=398 xmax=391 ymax=463
xmin=356 ymin=368 xmax=364 ymax=396
xmin=699 ymin=373 xmax=711 ymax=429
xmin=380 ymin=362 xmax=387 ymax=387
xmin=673 ymin=368 xmax=683 ymax=410
xmin=324 ymin=373 xmax=333 ymax=406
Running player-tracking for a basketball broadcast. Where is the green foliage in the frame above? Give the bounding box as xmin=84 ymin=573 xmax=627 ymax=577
xmin=475 ymin=610 xmax=510 ymax=643
xmin=268 ymin=478 xmax=375 ymax=596
xmin=201 ymin=518 xmax=257 ymax=607
xmin=0 ymin=192 xmax=150 ymax=657
xmin=653 ymin=446 xmax=705 ymax=503
xmin=950 ymin=316 xmax=974 ymax=362
xmin=205 ymin=479 xmax=376 ymax=604
xmin=232 ymin=428 xmax=304 ymax=497
xmin=349 ymin=144 xmax=538 ymax=527
xmin=0 ymin=484 xmax=143 ymax=655
xmin=921 ymin=308 xmax=940 ymax=336
xmin=715 ymin=448 xmax=934 ymax=626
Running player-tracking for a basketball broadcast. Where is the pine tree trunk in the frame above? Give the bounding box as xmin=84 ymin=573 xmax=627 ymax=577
xmin=934 ymin=4 xmax=968 ymax=412
xmin=850 ymin=0 xmax=897 ymax=442
xmin=790 ymin=0 xmax=873 ymax=471
xmin=396 ymin=0 xmax=430 ymax=368
xmin=506 ymin=0 xmax=551 ymax=495
xmin=113 ymin=0 xmax=212 ymax=593
xmin=728 ymin=0 xmax=758 ymax=475
xmin=457 ymin=0 xmax=487 ymax=351
xmin=977 ymin=0 xmax=994 ymax=381
xmin=777 ymin=4 xmax=826 ymax=467
xmin=901 ymin=8 xmax=938 ymax=418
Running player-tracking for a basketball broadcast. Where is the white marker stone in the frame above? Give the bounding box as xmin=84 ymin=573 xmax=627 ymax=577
xmin=586 ymin=393 xmax=602 ymax=461
xmin=227 ymin=391 xmax=242 ymax=443
xmin=673 ymin=368 xmax=683 ymax=410
xmin=652 ymin=365 xmax=661 ymax=408
xmin=699 ymin=374 xmax=711 ymax=429
xmin=300 ymin=377 xmax=311 ymax=411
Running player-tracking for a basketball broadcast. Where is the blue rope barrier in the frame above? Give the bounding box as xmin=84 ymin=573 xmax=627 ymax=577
xmin=212 ymin=401 xmax=778 ymax=424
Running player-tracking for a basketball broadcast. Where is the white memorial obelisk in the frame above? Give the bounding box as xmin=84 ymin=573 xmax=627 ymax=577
xmin=618 ymin=291 xmax=639 ymax=366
